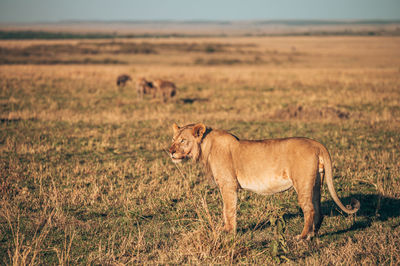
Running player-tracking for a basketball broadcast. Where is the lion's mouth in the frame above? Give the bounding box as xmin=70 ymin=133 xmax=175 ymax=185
xmin=171 ymin=157 xmax=184 ymax=163
xmin=170 ymin=154 xmax=187 ymax=163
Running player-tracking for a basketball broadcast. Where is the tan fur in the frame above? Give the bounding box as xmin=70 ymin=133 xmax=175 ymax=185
xmin=153 ymin=79 xmax=176 ymax=102
xmin=169 ymin=123 xmax=360 ymax=240
xmin=135 ymin=77 xmax=154 ymax=99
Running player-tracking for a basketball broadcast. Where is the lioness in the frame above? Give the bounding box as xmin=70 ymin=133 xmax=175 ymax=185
xmin=169 ymin=123 xmax=360 ymax=240
xmin=152 ymin=79 xmax=176 ymax=102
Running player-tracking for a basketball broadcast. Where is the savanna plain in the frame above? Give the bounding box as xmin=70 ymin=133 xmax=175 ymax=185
xmin=1 ymin=35 xmax=400 ymax=264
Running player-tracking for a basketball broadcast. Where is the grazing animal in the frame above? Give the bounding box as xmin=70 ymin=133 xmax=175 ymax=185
xmin=135 ymin=77 xmax=154 ymax=99
xmin=168 ymin=123 xmax=360 ymax=240
xmin=152 ymin=79 xmax=176 ymax=102
xmin=116 ymin=74 xmax=132 ymax=87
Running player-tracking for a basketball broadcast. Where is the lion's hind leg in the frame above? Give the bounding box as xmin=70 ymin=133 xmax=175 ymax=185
xmin=293 ymin=162 xmax=321 ymax=240
xmin=296 ymin=193 xmax=315 ymax=240
xmin=295 ymin=174 xmax=323 ymax=240
xmin=313 ymin=166 xmax=324 ymax=235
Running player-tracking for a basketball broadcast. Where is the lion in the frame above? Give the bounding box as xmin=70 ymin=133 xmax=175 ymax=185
xmin=152 ymin=79 xmax=176 ymax=102
xmin=135 ymin=77 xmax=154 ymax=99
xmin=168 ymin=123 xmax=360 ymax=240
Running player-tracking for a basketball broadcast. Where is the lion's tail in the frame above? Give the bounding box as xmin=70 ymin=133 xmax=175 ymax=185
xmin=320 ymin=146 xmax=360 ymax=214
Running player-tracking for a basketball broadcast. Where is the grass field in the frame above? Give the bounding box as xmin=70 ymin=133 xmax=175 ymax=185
xmin=1 ymin=36 xmax=400 ymax=264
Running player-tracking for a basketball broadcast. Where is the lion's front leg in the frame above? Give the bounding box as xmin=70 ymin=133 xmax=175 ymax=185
xmin=219 ymin=185 xmax=238 ymax=233
xmin=209 ymin=152 xmax=239 ymax=233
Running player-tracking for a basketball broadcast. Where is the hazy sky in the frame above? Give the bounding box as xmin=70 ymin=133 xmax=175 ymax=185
xmin=0 ymin=0 xmax=399 ymax=23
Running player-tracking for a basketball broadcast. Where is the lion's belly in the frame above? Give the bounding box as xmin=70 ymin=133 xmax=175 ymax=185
xmin=237 ymin=172 xmax=293 ymax=195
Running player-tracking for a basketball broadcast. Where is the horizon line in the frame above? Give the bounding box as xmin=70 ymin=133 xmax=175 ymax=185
xmin=2 ymin=18 xmax=400 ymax=25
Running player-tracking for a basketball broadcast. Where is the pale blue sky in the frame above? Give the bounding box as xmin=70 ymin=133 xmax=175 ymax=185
xmin=0 ymin=0 xmax=399 ymax=23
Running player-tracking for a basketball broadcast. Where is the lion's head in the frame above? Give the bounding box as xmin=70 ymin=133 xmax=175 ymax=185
xmin=169 ymin=123 xmax=206 ymax=163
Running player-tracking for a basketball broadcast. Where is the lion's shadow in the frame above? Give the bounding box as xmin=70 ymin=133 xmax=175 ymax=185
xmin=240 ymin=194 xmax=400 ymax=236
xmin=319 ymin=193 xmax=400 ymax=237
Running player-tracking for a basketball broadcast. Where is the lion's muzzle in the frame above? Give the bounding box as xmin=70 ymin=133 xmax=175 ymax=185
xmin=169 ymin=144 xmax=189 ymax=163
xmin=169 ymin=145 xmax=176 ymax=157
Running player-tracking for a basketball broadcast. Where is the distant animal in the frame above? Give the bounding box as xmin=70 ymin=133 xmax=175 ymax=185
xmin=152 ymin=79 xmax=177 ymax=102
xmin=168 ymin=123 xmax=360 ymax=240
xmin=135 ymin=77 xmax=154 ymax=99
xmin=116 ymin=74 xmax=132 ymax=87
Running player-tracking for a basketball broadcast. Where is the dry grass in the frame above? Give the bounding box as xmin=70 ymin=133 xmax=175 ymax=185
xmin=0 ymin=36 xmax=399 ymax=264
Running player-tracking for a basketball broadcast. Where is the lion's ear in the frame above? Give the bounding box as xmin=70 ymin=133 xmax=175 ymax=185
xmin=172 ymin=123 xmax=180 ymax=135
xmin=193 ymin=123 xmax=206 ymax=139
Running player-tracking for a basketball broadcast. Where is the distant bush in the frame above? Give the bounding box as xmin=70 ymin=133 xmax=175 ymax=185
xmin=0 ymin=30 xmax=114 ymax=40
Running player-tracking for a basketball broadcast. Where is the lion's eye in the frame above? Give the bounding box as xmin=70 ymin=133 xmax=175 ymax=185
xmin=181 ymin=139 xmax=186 ymax=144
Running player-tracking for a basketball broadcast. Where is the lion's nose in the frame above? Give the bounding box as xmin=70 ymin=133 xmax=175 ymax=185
xmin=169 ymin=147 xmax=176 ymax=156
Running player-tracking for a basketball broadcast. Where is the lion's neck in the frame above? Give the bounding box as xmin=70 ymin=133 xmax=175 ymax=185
xmin=199 ymin=128 xmax=213 ymax=171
